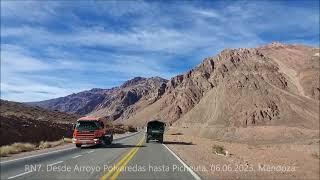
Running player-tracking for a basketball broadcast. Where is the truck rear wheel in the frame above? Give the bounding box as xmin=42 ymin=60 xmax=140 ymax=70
xmin=105 ymin=139 xmax=112 ymax=145
xmin=76 ymin=144 xmax=81 ymax=148
xmin=103 ymin=136 xmax=112 ymax=145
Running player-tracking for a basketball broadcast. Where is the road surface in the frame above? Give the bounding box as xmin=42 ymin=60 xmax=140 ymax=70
xmin=1 ymin=132 xmax=201 ymax=180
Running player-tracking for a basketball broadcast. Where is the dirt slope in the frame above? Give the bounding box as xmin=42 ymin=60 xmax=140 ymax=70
xmin=123 ymin=43 xmax=319 ymax=141
xmin=0 ymin=100 xmax=79 ymax=145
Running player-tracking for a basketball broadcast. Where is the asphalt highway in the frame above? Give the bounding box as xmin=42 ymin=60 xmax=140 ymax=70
xmin=0 ymin=132 xmax=201 ymax=180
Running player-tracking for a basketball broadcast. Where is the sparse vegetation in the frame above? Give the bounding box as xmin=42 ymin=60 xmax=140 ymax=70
xmin=38 ymin=139 xmax=64 ymax=149
xmin=113 ymin=124 xmax=137 ymax=134
xmin=171 ymin=132 xmax=183 ymax=135
xmin=0 ymin=143 xmax=36 ymax=157
xmin=311 ymin=152 xmax=320 ymax=159
xmin=212 ymin=145 xmax=226 ymax=155
xmin=128 ymin=125 xmax=137 ymax=132
xmin=0 ymin=138 xmax=73 ymax=157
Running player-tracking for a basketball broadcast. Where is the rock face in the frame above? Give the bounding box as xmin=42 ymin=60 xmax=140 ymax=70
xmin=30 ymin=77 xmax=168 ymax=121
xmin=90 ymin=77 xmax=168 ymax=120
xmin=123 ymin=43 xmax=319 ymax=137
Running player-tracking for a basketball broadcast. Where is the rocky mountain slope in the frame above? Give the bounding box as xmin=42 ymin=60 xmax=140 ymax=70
xmin=29 ymin=42 xmax=319 ymax=141
xmin=122 ymin=43 xmax=319 ymax=141
xmin=30 ymin=77 xmax=168 ymax=120
xmin=29 ymin=88 xmax=109 ymax=115
xmin=0 ymin=100 xmax=79 ymax=145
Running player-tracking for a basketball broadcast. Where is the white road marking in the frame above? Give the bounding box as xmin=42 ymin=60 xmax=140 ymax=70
xmin=47 ymin=161 xmax=64 ymax=166
xmin=87 ymin=150 xmax=94 ymax=154
xmin=72 ymin=155 xmax=83 ymax=159
xmin=163 ymin=144 xmax=202 ymax=180
xmin=1 ymin=131 xmax=141 ymax=165
xmin=0 ymin=147 xmax=75 ymax=164
xmin=8 ymin=171 xmax=33 ymax=179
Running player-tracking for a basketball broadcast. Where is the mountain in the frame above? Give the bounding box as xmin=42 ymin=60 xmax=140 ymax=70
xmin=29 ymin=43 xmax=319 ymax=142
xmin=29 ymin=88 xmax=110 ymax=115
xmin=0 ymin=100 xmax=79 ymax=145
xmin=121 ymin=43 xmax=319 ymax=141
xmin=30 ymin=76 xmax=168 ymax=120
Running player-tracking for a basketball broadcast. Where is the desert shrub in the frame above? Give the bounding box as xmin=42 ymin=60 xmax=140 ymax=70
xmin=213 ymin=145 xmax=226 ymax=155
xmin=113 ymin=124 xmax=137 ymax=133
xmin=38 ymin=139 xmax=64 ymax=149
xmin=0 ymin=143 xmax=36 ymax=157
xmin=128 ymin=125 xmax=137 ymax=132
xmin=171 ymin=132 xmax=183 ymax=135
xmin=312 ymin=153 xmax=320 ymax=159
xmin=0 ymin=138 xmax=72 ymax=157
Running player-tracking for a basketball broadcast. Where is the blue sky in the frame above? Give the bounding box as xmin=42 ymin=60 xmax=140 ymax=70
xmin=1 ymin=0 xmax=319 ymax=102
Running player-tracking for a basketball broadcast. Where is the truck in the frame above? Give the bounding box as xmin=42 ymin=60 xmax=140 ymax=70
xmin=72 ymin=116 xmax=113 ymax=148
xmin=145 ymin=120 xmax=165 ymax=143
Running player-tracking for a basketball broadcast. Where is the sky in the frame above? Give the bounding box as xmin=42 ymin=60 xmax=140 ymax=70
xmin=1 ymin=0 xmax=319 ymax=102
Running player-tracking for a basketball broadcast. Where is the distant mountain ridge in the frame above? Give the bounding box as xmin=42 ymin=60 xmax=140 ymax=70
xmin=29 ymin=76 xmax=168 ymax=120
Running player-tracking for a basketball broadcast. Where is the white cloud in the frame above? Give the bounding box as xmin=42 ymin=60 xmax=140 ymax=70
xmin=192 ymin=9 xmax=220 ymax=18
xmin=0 ymin=44 xmax=94 ymax=101
xmin=1 ymin=80 xmax=76 ymax=102
xmin=0 ymin=43 xmax=176 ymax=101
xmin=1 ymin=1 xmax=318 ymax=102
xmin=2 ymin=25 xmax=214 ymax=54
xmin=0 ymin=44 xmax=84 ymax=74
xmin=1 ymin=1 xmax=59 ymax=23
xmin=1 ymin=45 xmax=51 ymax=72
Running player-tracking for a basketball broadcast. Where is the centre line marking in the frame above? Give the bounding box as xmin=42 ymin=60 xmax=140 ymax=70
xmin=100 ymin=137 xmax=144 ymax=180
xmin=72 ymin=155 xmax=83 ymax=159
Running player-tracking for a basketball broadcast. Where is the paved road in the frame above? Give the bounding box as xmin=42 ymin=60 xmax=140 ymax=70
xmin=1 ymin=132 xmax=200 ymax=180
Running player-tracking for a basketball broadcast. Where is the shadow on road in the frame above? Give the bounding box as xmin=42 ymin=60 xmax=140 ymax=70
xmin=106 ymin=143 xmax=146 ymax=149
xmin=163 ymin=141 xmax=194 ymax=145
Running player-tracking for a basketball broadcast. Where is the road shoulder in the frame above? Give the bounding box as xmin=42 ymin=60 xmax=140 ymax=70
xmin=0 ymin=132 xmax=138 ymax=163
xmin=164 ymin=133 xmax=320 ymax=179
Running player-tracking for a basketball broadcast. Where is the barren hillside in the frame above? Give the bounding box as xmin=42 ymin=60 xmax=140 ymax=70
xmin=0 ymin=100 xmax=79 ymax=145
xmin=123 ymin=43 xmax=319 ymax=141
